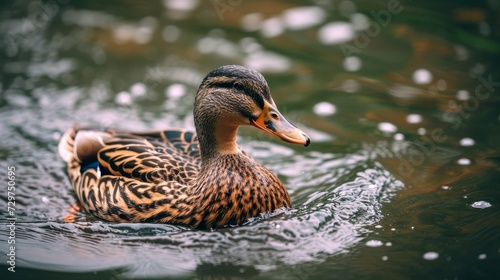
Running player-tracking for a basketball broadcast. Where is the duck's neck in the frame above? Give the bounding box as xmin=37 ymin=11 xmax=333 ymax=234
xmin=196 ymin=119 xmax=240 ymax=165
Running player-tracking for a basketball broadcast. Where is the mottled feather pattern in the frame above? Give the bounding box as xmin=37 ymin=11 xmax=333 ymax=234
xmin=98 ymin=138 xmax=199 ymax=184
xmin=59 ymin=125 xmax=290 ymax=229
xmin=191 ymin=154 xmax=290 ymax=229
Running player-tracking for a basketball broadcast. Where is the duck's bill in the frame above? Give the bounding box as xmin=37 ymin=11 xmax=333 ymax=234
xmin=250 ymin=100 xmax=311 ymax=147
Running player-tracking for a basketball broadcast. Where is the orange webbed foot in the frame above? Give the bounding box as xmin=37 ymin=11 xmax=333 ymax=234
xmin=63 ymin=203 xmax=83 ymax=223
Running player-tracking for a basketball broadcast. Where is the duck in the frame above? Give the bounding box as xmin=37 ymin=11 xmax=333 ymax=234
xmin=58 ymin=65 xmax=311 ymax=229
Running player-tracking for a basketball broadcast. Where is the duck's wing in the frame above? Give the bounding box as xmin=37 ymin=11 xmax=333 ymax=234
xmin=73 ymin=170 xmax=194 ymax=224
xmin=58 ymin=125 xmax=199 ymax=225
xmin=97 ymin=134 xmax=199 ymax=184
xmin=107 ymin=128 xmax=200 ymax=160
xmin=59 ymin=126 xmax=200 ymax=185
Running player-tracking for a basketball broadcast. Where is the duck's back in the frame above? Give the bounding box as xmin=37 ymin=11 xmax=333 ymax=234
xmin=58 ymin=125 xmax=205 ymax=223
xmin=59 ymin=125 xmax=201 ymax=184
xmin=104 ymin=128 xmax=201 ymax=184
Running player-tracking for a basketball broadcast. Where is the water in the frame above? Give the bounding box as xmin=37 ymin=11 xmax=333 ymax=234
xmin=1 ymin=0 xmax=499 ymax=279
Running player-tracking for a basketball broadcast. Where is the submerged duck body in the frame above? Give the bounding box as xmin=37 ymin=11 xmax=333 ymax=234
xmin=58 ymin=65 xmax=310 ymax=229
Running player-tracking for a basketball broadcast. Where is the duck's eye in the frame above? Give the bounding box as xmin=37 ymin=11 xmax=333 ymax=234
xmin=233 ymin=82 xmax=244 ymax=90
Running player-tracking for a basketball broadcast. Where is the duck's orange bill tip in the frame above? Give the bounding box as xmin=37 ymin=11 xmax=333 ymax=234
xmin=250 ymin=105 xmax=311 ymax=147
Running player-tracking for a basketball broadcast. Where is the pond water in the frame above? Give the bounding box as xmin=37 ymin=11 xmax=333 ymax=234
xmin=1 ymin=0 xmax=499 ymax=279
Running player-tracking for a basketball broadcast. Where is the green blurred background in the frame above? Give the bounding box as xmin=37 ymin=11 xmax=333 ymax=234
xmin=0 ymin=0 xmax=499 ymax=279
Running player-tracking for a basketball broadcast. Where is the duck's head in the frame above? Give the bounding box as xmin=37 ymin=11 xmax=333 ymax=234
xmin=194 ymin=65 xmax=310 ymax=157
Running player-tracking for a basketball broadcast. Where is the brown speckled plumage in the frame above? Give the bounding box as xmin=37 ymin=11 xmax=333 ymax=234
xmin=58 ymin=65 xmax=310 ymax=229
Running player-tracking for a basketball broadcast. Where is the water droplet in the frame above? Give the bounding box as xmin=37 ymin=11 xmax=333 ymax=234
xmin=417 ymin=127 xmax=426 ymax=135
xmin=340 ymin=79 xmax=360 ymax=93
xmin=437 ymin=79 xmax=447 ymax=91
xmin=412 ymin=69 xmax=433 ymax=85
xmin=115 ymin=91 xmax=132 ymax=105
xmin=165 ymin=83 xmax=187 ymax=99
xmin=406 ymin=114 xmax=423 ymax=124
xmin=282 ymin=6 xmax=326 ymax=30
xmin=377 ymin=122 xmax=397 ymax=133
xmin=260 ymin=17 xmax=284 ymax=38
xmin=241 ymin=13 xmax=263 ymax=32
xmin=375 ymin=225 xmax=383 ymax=229
xmin=343 ymin=56 xmax=362 ymax=72
xmin=441 ymin=186 xmax=450 ymax=190
xmin=134 ymin=26 xmax=153 ymax=44
xmin=52 ymin=132 xmax=61 ymax=140
xmin=130 ymin=83 xmax=146 ymax=97
xmin=351 ymin=13 xmax=369 ymax=30
xmin=454 ymin=45 xmax=469 ymax=60
xmin=240 ymin=37 xmax=262 ymax=53
xmin=244 ymin=51 xmax=291 ymax=72
xmin=162 ymin=0 xmax=199 ymax=12
xmin=318 ymin=22 xmax=355 ymax=44
xmin=385 ymin=242 xmax=392 ymax=246
xmin=471 ymin=201 xmax=492 ymax=209
xmin=457 ymin=158 xmax=471 ymax=165
xmin=423 ymin=251 xmax=439 ymax=260
xmin=313 ymin=102 xmax=337 ymax=116
xmin=390 ymin=228 xmax=396 ymax=231
xmin=470 ymin=63 xmax=485 ymax=76
xmin=393 ymin=133 xmax=404 ymax=141
xmin=366 ymin=240 xmax=384 ymax=247
xmin=162 ymin=25 xmax=180 ymax=42
xmin=197 ymin=37 xmax=217 ymax=54
xmin=478 ymin=254 xmax=487 ymax=260
xmin=113 ymin=25 xmax=136 ymax=43
xmin=382 ymin=256 xmax=389 ymax=261
xmin=459 ymin=138 xmax=475 ymax=147
xmin=456 ymin=90 xmax=470 ymax=101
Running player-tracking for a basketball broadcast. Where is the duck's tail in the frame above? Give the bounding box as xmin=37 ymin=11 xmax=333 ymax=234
xmin=58 ymin=124 xmax=113 ymax=188
xmin=58 ymin=123 xmax=79 ymax=164
xmin=58 ymin=124 xmax=113 ymax=164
